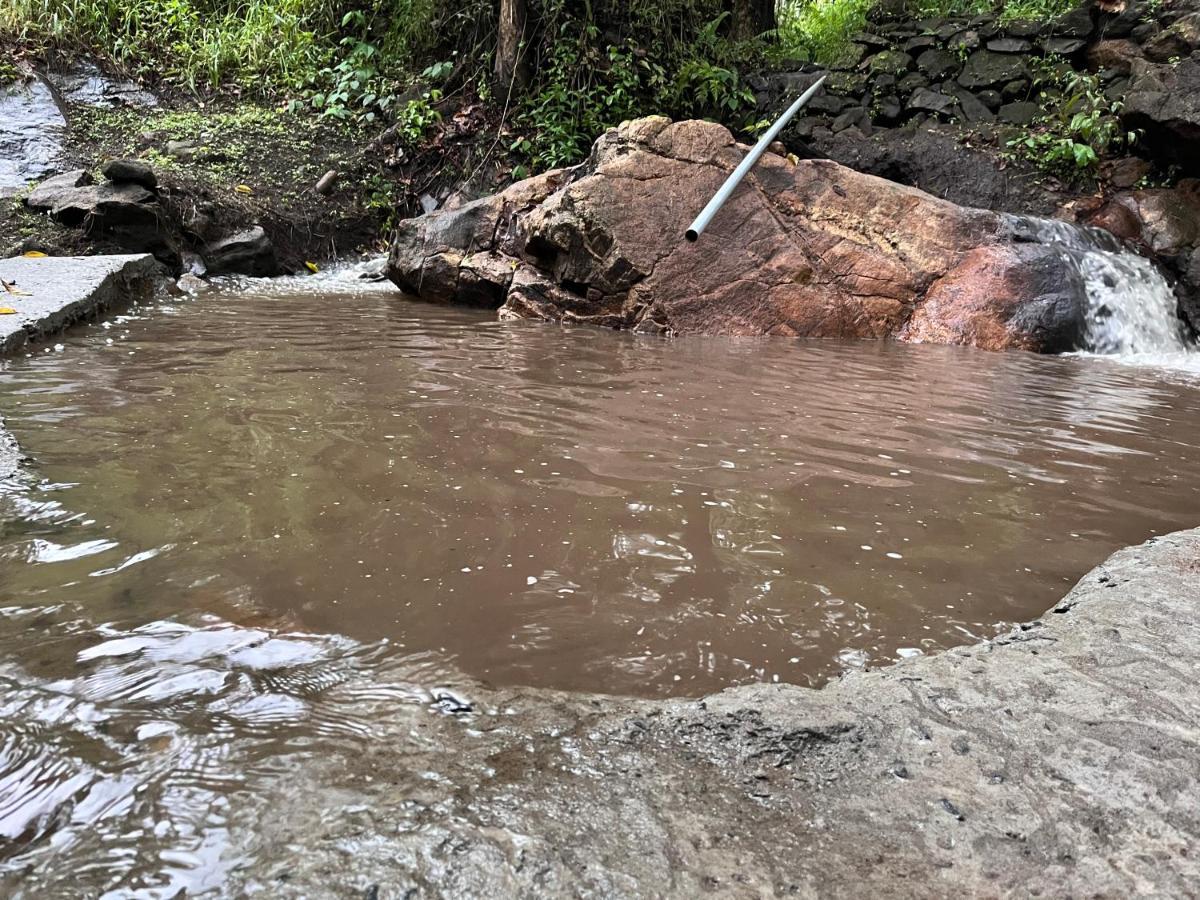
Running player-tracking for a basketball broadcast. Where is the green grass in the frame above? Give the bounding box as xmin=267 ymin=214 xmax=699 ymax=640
xmin=778 ymin=0 xmax=1080 ymax=64
xmin=1 ymin=0 xmax=340 ymax=91
xmin=778 ymin=0 xmax=872 ymax=65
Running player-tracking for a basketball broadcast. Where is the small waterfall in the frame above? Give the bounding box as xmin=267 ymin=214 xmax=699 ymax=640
xmin=1003 ymin=215 xmax=1194 ymax=361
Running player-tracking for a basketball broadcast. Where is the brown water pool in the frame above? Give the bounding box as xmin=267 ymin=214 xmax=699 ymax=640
xmin=3 ymin=276 xmax=1200 ymax=892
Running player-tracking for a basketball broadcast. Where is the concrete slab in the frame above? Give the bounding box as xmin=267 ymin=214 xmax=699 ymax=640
xmin=0 ymin=254 xmax=162 ymax=354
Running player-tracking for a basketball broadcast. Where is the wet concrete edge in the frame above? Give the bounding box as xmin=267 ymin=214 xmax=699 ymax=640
xmin=237 ymin=529 xmax=1200 ymax=897
xmin=0 ymin=253 xmax=165 ymax=480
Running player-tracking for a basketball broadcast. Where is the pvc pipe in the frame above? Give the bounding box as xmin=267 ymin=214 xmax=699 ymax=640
xmin=685 ymin=74 xmax=827 ymax=243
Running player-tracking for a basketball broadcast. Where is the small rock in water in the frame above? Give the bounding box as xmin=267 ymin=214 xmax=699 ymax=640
xmin=429 ymin=688 xmax=473 ymax=716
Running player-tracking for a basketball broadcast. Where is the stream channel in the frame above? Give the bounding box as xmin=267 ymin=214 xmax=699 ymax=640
xmin=1 ymin=268 xmax=1199 ymax=893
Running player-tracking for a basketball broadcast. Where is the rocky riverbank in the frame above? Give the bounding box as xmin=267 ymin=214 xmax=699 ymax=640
xmin=215 ymin=526 xmax=1200 ymax=897
xmin=0 ymin=60 xmax=396 ymax=275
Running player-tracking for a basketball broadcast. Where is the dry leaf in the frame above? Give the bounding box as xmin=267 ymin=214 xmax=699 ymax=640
xmin=22 ymin=251 xmax=47 ymax=258
xmin=1 ymin=279 xmax=31 ymax=296
xmin=235 ymin=184 xmax=252 ymax=194
xmin=0 ymin=307 xmax=16 ymax=315
xmin=305 ymin=261 xmax=319 ymax=273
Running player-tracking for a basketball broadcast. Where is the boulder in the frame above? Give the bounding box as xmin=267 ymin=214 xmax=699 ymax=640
xmin=388 ymin=117 xmax=1107 ymax=352
xmin=101 ymin=158 xmax=157 ymax=189
xmin=1123 ymin=57 xmax=1200 ymax=172
xmin=25 ymin=170 xmax=179 ymax=270
xmin=203 ymin=226 xmax=281 ymax=277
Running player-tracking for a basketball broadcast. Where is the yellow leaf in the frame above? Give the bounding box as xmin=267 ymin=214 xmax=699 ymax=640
xmin=304 ymin=261 xmax=319 ymax=273
xmin=22 ymin=251 xmax=47 ymax=258
xmin=0 ymin=307 xmax=16 ymax=315
xmin=235 ymin=184 xmax=252 ymax=194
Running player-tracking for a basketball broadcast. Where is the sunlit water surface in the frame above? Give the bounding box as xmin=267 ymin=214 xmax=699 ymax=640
xmin=2 ymin=275 xmax=1200 ymax=894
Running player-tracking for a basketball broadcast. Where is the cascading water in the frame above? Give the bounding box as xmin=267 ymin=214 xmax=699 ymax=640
xmin=1005 ymin=215 xmax=1196 ymax=366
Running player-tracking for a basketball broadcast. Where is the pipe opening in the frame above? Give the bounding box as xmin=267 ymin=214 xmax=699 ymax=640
xmin=685 ymin=229 xmax=699 ymax=243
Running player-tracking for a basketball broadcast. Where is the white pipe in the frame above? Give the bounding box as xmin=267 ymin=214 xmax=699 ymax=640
xmin=685 ymin=74 xmax=827 ymax=243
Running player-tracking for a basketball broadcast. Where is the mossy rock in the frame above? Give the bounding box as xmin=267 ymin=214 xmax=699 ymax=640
xmin=866 ymin=50 xmax=914 ymax=76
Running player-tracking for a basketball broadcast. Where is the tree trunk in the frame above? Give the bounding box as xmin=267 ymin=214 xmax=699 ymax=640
xmin=495 ymin=0 xmax=529 ymax=93
xmin=728 ymin=0 xmax=777 ymax=40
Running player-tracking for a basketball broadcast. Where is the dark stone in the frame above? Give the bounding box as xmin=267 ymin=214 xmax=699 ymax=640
xmin=1005 ymin=19 xmax=1045 ymax=38
xmin=1101 ymin=157 xmax=1153 ymax=189
xmin=1087 ymin=39 xmax=1142 ymax=75
xmin=903 ymin=35 xmax=937 ymax=53
xmin=827 ymin=71 xmax=869 ymax=94
xmin=988 ymin=37 xmax=1033 ymax=52
xmin=875 ymin=95 xmax=903 ymax=124
xmin=866 ymin=50 xmax=913 ymax=75
xmin=26 ymin=170 xmax=94 ymax=210
xmin=1105 ymin=78 xmax=1130 ymax=103
xmin=948 ymin=29 xmax=981 ymax=51
xmin=203 ymin=226 xmax=281 ymax=277
xmin=908 ymin=88 xmax=957 ymax=117
xmin=1123 ymin=57 xmax=1200 ymax=173
xmin=852 ymin=31 xmax=891 ymax=49
xmin=977 ymin=89 xmax=1003 ymax=110
xmin=1131 ymin=23 xmax=1159 ymax=44
xmin=1106 ymin=4 xmax=1146 ymax=39
xmin=101 ymin=158 xmax=157 ymax=189
xmin=935 ymin=22 xmax=961 ymax=40
xmin=897 ymin=72 xmax=930 ymax=95
xmin=1041 ymin=37 xmax=1087 ymax=55
xmin=829 ymin=43 xmax=866 ymax=70
xmin=809 ymin=93 xmax=854 ymax=115
xmin=1001 ymin=79 xmax=1031 ymax=101
xmin=951 ymin=87 xmax=997 ymax=123
xmin=1143 ymin=12 xmax=1200 ymax=62
xmin=873 ymin=73 xmax=897 ymax=92
xmin=1051 ymin=5 xmax=1094 ymax=38
xmin=958 ymin=50 xmax=1027 ymax=89
xmin=917 ymin=49 xmax=961 ymax=80
xmin=832 ymin=107 xmax=872 ymax=134
xmin=999 ymin=101 xmax=1042 ymax=125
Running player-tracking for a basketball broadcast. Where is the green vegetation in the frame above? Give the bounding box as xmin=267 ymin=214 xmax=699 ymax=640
xmin=778 ymin=0 xmax=870 ymax=65
xmin=1 ymin=0 xmax=1114 ymax=180
xmin=777 ymin=0 xmax=1076 ymax=65
xmin=1005 ymin=67 xmax=1135 ymax=180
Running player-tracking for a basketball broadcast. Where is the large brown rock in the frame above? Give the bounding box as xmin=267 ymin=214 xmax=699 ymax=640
xmin=388 ymin=117 xmax=1102 ymax=352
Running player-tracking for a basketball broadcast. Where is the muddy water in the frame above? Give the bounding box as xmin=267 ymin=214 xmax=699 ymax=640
xmin=2 ymin=277 xmax=1200 ymax=892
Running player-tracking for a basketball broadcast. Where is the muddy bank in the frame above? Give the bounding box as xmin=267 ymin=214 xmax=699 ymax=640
xmin=224 ymin=527 xmax=1199 ymax=897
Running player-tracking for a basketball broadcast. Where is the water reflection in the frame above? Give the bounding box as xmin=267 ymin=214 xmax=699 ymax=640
xmin=2 ymin=286 xmax=1200 ymax=699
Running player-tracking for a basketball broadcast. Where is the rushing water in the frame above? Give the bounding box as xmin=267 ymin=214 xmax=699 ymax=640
xmin=2 ymin=273 xmax=1200 ymax=893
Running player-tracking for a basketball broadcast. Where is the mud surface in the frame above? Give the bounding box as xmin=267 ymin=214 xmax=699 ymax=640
xmin=232 ymin=528 xmax=1200 ymax=898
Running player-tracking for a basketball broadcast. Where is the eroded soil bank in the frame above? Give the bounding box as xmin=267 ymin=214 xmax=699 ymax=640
xmin=226 ymin=528 xmax=1200 ymax=897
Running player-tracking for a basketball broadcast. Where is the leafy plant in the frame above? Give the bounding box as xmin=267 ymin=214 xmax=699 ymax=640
xmin=1005 ymin=69 xmax=1134 ymax=180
